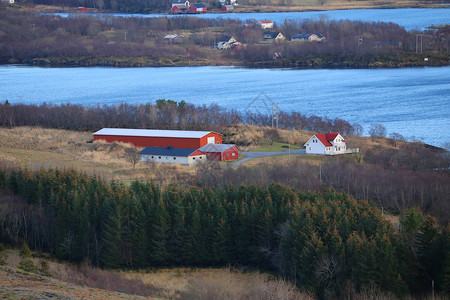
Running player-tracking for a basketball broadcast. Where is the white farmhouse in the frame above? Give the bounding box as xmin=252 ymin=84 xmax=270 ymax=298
xmin=304 ymin=132 xmax=358 ymax=155
xmin=1 ymin=0 xmax=14 ymax=3
xmin=140 ymin=146 xmax=206 ymax=165
xmin=217 ymin=36 xmax=240 ymax=49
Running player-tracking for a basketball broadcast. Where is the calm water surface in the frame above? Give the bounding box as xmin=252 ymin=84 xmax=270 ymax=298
xmin=56 ymin=8 xmax=450 ymax=31
xmin=1 ymin=66 xmax=449 ymax=146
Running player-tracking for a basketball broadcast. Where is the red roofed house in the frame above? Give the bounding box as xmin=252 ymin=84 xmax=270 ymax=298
xmin=304 ymin=132 xmax=350 ymax=155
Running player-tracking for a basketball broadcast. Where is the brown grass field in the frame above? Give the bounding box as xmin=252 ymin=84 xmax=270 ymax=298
xmin=0 ymin=125 xmax=409 ymax=183
xmin=1 ymin=249 xmax=312 ymax=299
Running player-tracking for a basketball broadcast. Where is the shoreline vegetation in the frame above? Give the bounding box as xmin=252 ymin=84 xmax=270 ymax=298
xmin=1 ymin=5 xmax=449 ymax=69
xmin=15 ymin=2 xmax=450 ymax=14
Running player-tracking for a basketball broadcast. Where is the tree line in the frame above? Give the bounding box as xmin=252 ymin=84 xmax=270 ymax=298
xmin=196 ymin=155 xmax=450 ymax=224
xmin=0 ymin=100 xmax=362 ymax=136
xmin=0 ymin=9 xmax=447 ymax=67
xmin=0 ymin=166 xmax=449 ymax=298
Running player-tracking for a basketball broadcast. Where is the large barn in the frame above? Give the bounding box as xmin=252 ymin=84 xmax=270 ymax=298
xmin=93 ymin=128 xmax=222 ymax=149
xmin=198 ymin=144 xmax=239 ymax=161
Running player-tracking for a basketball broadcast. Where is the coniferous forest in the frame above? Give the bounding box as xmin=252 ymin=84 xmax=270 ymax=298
xmin=0 ymin=167 xmax=449 ymax=298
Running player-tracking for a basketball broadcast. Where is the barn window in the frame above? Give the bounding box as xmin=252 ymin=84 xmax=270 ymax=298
xmin=193 ymin=157 xmax=196 ymax=160
xmin=166 ymin=157 xmax=168 ymax=160
xmin=151 ymin=156 xmax=154 ymax=158
xmin=158 ymin=156 xmax=161 ymax=159
xmin=173 ymin=157 xmax=176 ymax=160
xmin=200 ymin=157 xmax=202 ymax=159
xmin=226 ymin=154 xmax=229 ymax=157
xmin=232 ymin=153 xmax=235 ymax=156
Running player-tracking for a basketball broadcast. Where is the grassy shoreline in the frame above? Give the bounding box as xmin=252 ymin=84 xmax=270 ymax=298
xmin=3 ymin=51 xmax=448 ymax=69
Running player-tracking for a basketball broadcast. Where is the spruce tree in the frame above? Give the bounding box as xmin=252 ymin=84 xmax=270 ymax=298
xmin=18 ymin=243 xmax=38 ymax=273
xmin=99 ymin=201 xmax=122 ymax=268
xmin=0 ymin=243 xmax=7 ymax=265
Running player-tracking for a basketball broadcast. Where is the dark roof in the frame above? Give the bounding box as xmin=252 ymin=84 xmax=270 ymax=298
xmin=172 ymin=0 xmax=187 ymax=3
xmin=264 ymin=31 xmax=282 ymax=39
xmin=292 ymin=34 xmax=312 ymax=39
xmin=191 ymin=3 xmax=206 ymax=8
xmin=140 ymin=147 xmax=201 ymax=157
xmin=218 ymin=35 xmax=233 ymax=42
xmin=292 ymin=33 xmax=325 ymax=39
xmin=199 ymin=144 xmax=236 ymax=153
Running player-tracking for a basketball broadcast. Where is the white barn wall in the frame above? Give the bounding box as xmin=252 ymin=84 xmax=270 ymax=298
xmin=141 ymin=154 xmax=205 ymax=165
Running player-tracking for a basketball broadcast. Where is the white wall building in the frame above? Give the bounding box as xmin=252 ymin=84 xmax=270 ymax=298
xmin=217 ymin=35 xmax=240 ymax=49
xmin=140 ymin=147 xmax=206 ymax=165
xmin=259 ymin=20 xmax=274 ymax=29
xmin=304 ymin=132 xmax=358 ymax=155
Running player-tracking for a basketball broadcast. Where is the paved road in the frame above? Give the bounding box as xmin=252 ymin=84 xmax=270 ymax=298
xmin=230 ymin=149 xmax=306 ymax=167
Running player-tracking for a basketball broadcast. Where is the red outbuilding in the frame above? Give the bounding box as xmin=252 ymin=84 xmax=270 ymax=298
xmin=189 ymin=3 xmax=207 ymax=13
xmin=198 ymin=143 xmax=239 ymax=161
xmin=93 ymin=128 xmax=222 ymax=149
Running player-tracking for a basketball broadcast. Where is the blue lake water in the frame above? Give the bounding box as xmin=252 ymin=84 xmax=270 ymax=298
xmin=1 ymin=65 xmax=449 ymax=146
xmin=58 ymin=8 xmax=450 ymax=31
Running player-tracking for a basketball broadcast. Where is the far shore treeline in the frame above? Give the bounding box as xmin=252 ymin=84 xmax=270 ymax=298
xmin=0 ymin=167 xmax=449 ymax=298
xmin=0 ymin=9 xmax=448 ymax=68
xmin=0 ymin=100 xmax=362 ymax=135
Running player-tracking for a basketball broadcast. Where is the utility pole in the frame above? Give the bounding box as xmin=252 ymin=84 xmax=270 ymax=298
xmin=271 ymin=103 xmax=274 ymax=128
xmin=319 ymin=165 xmax=322 ymax=183
xmin=416 ymin=34 xmax=423 ymax=53
xmin=276 ymin=102 xmax=279 ymax=129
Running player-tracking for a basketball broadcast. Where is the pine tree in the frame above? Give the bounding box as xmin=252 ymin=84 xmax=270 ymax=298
xmin=18 ymin=243 xmax=38 ymax=273
xmin=0 ymin=243 xmax=7 ymax=266
xmin=99 ymin=201 xmax=121 ymax=268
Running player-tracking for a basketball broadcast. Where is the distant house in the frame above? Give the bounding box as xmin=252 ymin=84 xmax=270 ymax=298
xmin=1 ymin=0 xmax=14 ymax=3
xmin=263 ymin=31 xmax=286 ymax=43
xmin=291 ymin=33 xmax=325 ymax=42
xmin=217 ymin=36 xmax=240 ymax=49
xmin=304 ymin=132 xmax=358 ymax=155
xmin=189 ymin=3 xmax=207 ymax=13
xmin=221 ymin=5 xmax=234 ymax=12
xmin=259 ymin=20 xmax=274 ymax=29
xmin=77 ymin=6 xmax=86 ymax=11
xmin=164 ymin=34 xmax=184 ymax=44
xmin=199 ymin=144 xmax=239 ymax=161
xmin=220 ymin=0 xmax=237 ymax=4
xmin=172 ymin=0 xmax=190 ymax=7
xmin=140 ymin=146 xmax=206 ymax=165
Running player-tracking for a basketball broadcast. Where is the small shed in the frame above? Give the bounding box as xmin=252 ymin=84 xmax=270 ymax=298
xmin=140 ymin=147 xmax=206 ymax=165
xmin=221 ymin=5 xmax=234 ymax=12
xmin=198 ymin=144 xmax=239 ymax=161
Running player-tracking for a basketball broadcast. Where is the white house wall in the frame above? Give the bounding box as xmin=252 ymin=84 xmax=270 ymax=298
xmin=305 ymin=138 xmax=326 ymax=155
